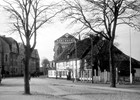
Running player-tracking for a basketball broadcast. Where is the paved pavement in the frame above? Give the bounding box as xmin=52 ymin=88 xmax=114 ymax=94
xmin=40 ymin=76 xmax=140 ymax=93
xmin=0 ymin=77 xmax=140 ymax=100
xmin=74 ymin=80 xmax=140 ymax=93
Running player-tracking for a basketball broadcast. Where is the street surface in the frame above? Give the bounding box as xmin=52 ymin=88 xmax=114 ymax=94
xmin=0 ymin=77 xmax=140 ymax=100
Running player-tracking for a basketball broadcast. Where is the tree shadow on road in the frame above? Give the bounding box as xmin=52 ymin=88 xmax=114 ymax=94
xmin=0 ymin=83 xmax=24 ymax=87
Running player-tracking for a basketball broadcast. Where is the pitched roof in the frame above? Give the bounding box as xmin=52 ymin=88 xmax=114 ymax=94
xmin=54 ymin=33 xmax=77 ymax=42
xmin=54 ymin=42 xmax=74 ymax=62
xmin=0 ymin=36 xmax=10 ymax=53
xmin=55 ymin=36 xmax=140 ymax=69
xmin=0 ymin=36 xmax=19 ymax=53
xmin=54 ymin=35 xmax=100 ymax=62
xmin=83 ymin=40 xmax=140 ymax=69
xmin=1 ymin=37 xmax=15 ymax=45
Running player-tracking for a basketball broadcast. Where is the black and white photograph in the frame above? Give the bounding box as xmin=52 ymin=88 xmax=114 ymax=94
xmin=0 ymin=0 xmax=140 ymax=100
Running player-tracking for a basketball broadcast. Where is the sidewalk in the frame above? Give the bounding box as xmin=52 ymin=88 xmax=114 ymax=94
xmin=65 ymin=79 xmax=140 ymax=93
xmin=40 ymin=76 xmax=140 ymax=93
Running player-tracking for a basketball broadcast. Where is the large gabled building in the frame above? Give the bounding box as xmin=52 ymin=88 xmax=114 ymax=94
xmin=53 ymin=33 xmax=78 ymax=59
xmin=0 ymin=35 xmax=40 ymax=77
xmin=47 ymin=33 xmax=78 ymax=78
xmin=54 ymin=35 xmax=140 ymax=83
xmin=0 ymin=36 xmax=11 ymax=77
xmin=54 ymin=36 xmax=100 ymax=79
xmin=0 ymin=36 xmax=19 ymax=76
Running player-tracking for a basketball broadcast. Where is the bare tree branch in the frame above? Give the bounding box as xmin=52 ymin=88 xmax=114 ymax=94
xmin=60 ymin=0 xmax=140 ymax=87
xmin=3 ymin=0 xmax=62 ymax=94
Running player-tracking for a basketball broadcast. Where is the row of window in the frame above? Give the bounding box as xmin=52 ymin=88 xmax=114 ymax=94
xmin=48 ymin=71 xmax=56 ymax=76
xmin=56 ymin=39 xmax=75 ymax=42
xmin=57 ymin=71 xmax=67 ymax=77
xmin=10 ymin=67 xmax=23 ymax=74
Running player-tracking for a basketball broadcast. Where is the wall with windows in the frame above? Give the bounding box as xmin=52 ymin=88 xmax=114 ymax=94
xmin=56 ymin=59 xmax=81 ymax=79
xmin=48 ymin=70 xmax=56 ymax=78
xmin=54 ymin=33 xmax=77 ymax=59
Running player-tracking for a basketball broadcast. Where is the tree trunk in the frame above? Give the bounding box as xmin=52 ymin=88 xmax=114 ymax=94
xmin=109 ymin=40 xmax=116 ymax=87
xmin=24 ymin=45 xmax=31 ymax=94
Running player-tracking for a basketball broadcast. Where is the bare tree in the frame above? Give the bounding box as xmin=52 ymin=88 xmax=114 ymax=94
xmin=41 ymin=58 xmax=49 ymax=69
xmin=60 ymin=0 xmax=140 ymax=87
xmin=3 ymin=0 xmax=62 ymax=94
xmin=41 ymin=58 xmax=50 ymax=75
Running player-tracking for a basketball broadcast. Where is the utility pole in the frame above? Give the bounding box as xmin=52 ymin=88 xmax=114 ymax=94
xmin=129 ymin=24 xmax=133 ymax=84
xmin=75 ymin=39 xmax=77 ymax=82
xmin=90 ymin=37 xmax=94 ymax=83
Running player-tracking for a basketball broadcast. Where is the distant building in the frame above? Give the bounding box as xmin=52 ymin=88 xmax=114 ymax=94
xmin=41 ymin=60 xmax=56 ymax=78
xmin=50 ymin=33 xmax=78 ymax=78
xmin=0 ymin=35 xmax=40 ymax=77
xmin=53 ymin=33 xmax=77 ymax=59
xmin=30 ymin=49 xmax=40 ymax=75
xmin=17 ymin=43 xmax=25 ymax=76
xmin=0 ymin=36 xmax=19 ymax=76
xmin=18 ymin=43 xmax=40 ymax=76
xmin=48 ymin=60 xmax=56 ymax=78
xmin=0 ymin=36 xmax=11 ymax=77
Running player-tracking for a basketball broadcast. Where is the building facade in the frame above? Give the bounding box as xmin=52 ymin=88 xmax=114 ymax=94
xmin=54 ymin=35 xmax=140 ymax=83
xmin=48 ymin=61 xmax=56 ymax=78
xmin=0 ymin=36 xmax=40 ymax=77
xmin=0 ymin=36 xmax=19 ymax=76
xmin=51 ymin=33 xmax=78 ymax=78
xmin=53 ymin=33 xmax=77 ymax=59
xmin=18 ymin=43 xmax=40 ymax=76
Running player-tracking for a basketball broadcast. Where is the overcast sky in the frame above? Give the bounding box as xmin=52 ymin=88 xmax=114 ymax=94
xmin=0 ymin=1 xmax=140 ymax=64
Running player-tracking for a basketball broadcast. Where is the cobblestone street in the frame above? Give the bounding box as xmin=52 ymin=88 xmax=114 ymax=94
xmin=0 ymin=77 xmax=140 ymax=100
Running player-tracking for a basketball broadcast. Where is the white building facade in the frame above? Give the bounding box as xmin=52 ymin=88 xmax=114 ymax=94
xmin=56 ymin=59 xmax=81 ymax=79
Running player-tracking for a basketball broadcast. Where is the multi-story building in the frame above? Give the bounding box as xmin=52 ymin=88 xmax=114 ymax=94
xmin=48 ymin=33 xmax=78 ymax=78
xmin=17 ymin=43 xmax=25 ymax=76
xmin=0 ymin=36 xmax=11 ymax=77
xmin=53 ymin=33 xmax=78 ymax=59
xmin=18 ymin=43 xmax=40 ymax=76
xmin=29 ymin=49 xmax=40 ymax=75
xmin=0 ymin=35 xmax=40 ymax=77
xmin=0 ymin=36 xmax=19 ymax=76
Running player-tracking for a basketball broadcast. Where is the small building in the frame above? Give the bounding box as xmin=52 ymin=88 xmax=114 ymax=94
xmin=48 ymin=61 xmax=56 ymax=78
